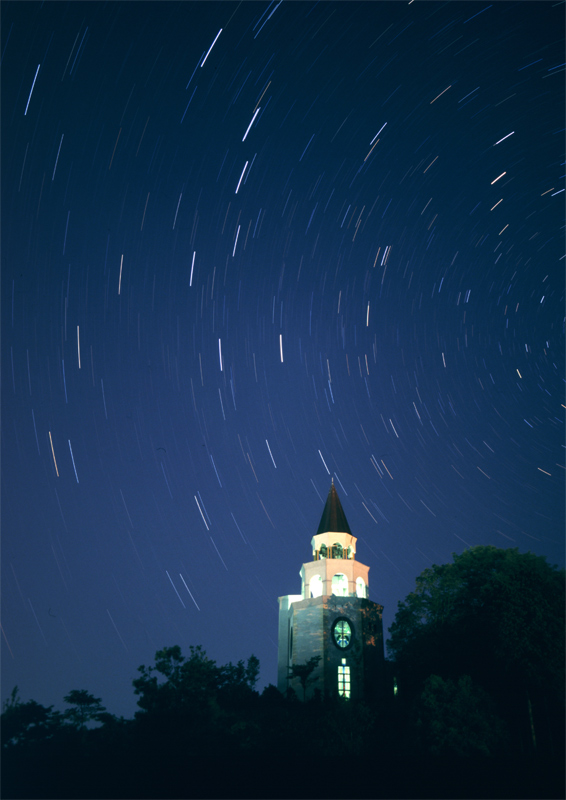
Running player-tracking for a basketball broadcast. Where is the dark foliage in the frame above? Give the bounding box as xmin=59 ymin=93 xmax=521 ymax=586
xmin=388 ymin=546 xmax=565 ymax=760
xmin=287 ymin=654 xmax=321 ymax=701
xmin=2 ymin=548 xmax=564 ymax=799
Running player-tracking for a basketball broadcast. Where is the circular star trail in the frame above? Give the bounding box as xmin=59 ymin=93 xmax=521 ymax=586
xmin=2 ymin=1 xmax=564 ymax=718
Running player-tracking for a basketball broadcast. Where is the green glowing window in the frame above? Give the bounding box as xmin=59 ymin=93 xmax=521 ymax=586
xmin=332 ymin=618 xmax=353 ymax=648
xmin=338 ymin=659 xmax=350 ymax=699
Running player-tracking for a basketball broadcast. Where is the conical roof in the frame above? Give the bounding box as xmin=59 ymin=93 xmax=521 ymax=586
xmin=316 ymin=481 xmax=352 ymax=535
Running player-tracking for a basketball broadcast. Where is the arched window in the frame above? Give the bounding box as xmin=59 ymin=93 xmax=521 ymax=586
xmin=331 ymin=573 xmax=349 ymax=597
xmin=332 ymin=543 xmax=343 ymax=559
xmin=319 ymin=544 xmax=327 ymax=559
xmin=347 ymin=546 xmax=354 ymax=560
xmin=356 ymin=577 xmax=366 ymax=598
xmin=310 ymin=574 xmax=323 ymax=598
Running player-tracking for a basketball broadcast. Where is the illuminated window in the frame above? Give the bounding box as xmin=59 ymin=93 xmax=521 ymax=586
xmin=393 ymin=677 xmax=398 ymax=696
xmin=356 ymin=577 xmax=366 ymax=598
xmin=309 ymin=574 xmax=323 ymax=598
xmin=338 ymin=658 xmax=350 ymax=699
xmin=333 ymin=618 xmax=352 ymax=648
xmin=319 ymin=544 xmax=327 ymax=559
xmin=332 ymin=543 xmax=343 ymax=559
xmin=331 ymin=573 xmax=348 ymax=596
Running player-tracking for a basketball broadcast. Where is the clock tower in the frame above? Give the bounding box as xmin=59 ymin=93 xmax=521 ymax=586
xmin=277 ymin=481 xmax=385 ymax=702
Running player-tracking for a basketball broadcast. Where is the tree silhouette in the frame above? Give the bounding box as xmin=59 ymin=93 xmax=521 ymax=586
xmin=1 ymin=687 xmax=62 ymax=748
xmin=63 ymin=690 xmax=107 ymax=730
xmin=287 ymin=655 xmax=321 ymax=701
xmin=132 ymin=644 xmax=259 ymax=718
xmin=2 ymin=625 xmax=564 ymax=799
xmin=388 ymin=546 xmax=565 ymax=754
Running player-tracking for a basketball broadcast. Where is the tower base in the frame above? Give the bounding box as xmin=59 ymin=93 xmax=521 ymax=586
xmin=277 ymin=594 xmax=384 ymax=702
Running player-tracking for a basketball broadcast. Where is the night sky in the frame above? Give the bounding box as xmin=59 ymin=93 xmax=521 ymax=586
xmin=2 ymin=1 xmax=564 ymax=720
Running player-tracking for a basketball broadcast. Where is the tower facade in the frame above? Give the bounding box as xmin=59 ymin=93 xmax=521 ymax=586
xmin=277 ymin=482 xmax=384 ymax=702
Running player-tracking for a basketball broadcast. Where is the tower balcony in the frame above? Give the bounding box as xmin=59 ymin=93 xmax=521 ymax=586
xmin=300 ymin=555 xmax=369 ymax=600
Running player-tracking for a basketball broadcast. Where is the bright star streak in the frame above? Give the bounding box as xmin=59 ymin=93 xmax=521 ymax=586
xmin=195 ymin=495 xmax=209 ymax=530
xmin=266 ymin=440 xmax=277 ymax=468
xmin=242 ymin=107 xmax=261 ymax=142
xmin=49 ymin=431 xmax=59 ymax=477
xmin=179 ymin=574 xmax=201 ymax=610
xmin=318 ymin=450 xmax=330 ymax=474
xmin=24 ymin=64 xmax=40 ymax=115
xmin=68 ymin=440 xmax=79 ymax=483
xmin=494 ymin=131 xmax=514 ymax=145
xmin=235 ymin=161 xmax=248 ymax=194
xmin=201 ymin=29 xmax=222 ymax=67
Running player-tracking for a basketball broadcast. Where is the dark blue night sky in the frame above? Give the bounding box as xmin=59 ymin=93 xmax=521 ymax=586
xmin=2 ymin=1 xmax=564 ymax=720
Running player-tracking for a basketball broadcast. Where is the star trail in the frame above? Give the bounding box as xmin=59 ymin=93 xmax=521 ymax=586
xmin=2 ymin=1 xmax=564 ymax=719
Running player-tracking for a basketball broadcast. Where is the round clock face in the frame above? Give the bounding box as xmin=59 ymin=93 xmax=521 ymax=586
xmin=333 ymin=618 xmax=352 ymax=648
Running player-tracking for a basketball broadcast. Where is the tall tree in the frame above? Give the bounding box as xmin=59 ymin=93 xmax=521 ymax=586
xmin=387 ymin=546 xmax=565 ymax=752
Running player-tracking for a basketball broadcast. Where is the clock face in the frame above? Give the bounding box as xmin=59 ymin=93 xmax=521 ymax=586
xmin=333 ymin=618 xmax=352 ymax=648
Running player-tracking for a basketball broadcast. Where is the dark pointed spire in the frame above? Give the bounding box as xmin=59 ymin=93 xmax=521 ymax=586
xmin=316 ymin=482 xmax=352 ymax=535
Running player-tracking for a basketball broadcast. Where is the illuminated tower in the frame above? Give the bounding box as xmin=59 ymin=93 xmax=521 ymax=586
xmin=277 ymin=481 xmax=385 ymax=702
